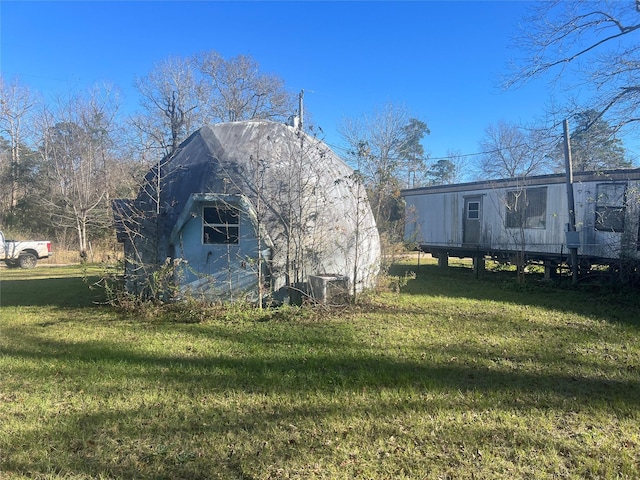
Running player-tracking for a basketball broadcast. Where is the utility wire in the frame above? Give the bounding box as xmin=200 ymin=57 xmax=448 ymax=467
xmin=325 ymin=139 xmax=563 ymax=163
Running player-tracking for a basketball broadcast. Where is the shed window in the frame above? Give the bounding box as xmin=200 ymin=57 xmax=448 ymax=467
xmin=203 ymin=205 xmax=239 ymax=244
xmin=595 ymin=183 xmax=626 ymax=233
xmin=505 ymin=187 xmax=547 ymax=229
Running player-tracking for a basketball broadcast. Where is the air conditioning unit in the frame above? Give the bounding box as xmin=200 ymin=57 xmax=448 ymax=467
xmin=308 ymin=274 xmax=349 ymax=304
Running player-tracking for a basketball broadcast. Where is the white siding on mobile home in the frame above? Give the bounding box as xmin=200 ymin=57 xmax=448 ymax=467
xmin=402 ymin=170 xmax=640 ymax=263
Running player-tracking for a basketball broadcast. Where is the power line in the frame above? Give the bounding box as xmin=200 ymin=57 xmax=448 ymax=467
xmin=324 ymin=140 xmax=558 ymax=163
xmin=324 ymin=118 xmax=571 ymax=163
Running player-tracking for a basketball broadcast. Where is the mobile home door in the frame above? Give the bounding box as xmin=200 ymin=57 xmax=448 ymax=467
xmin=463 ymin=196 xmax=482 ymax=245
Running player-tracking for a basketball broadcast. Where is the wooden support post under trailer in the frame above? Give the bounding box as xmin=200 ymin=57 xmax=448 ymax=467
xmin=437 ymin=252 xmax=448 ymax=269
xmin=473 ymin=255 xmax=485 ymax=277
xmin=401 ymin=169 xmax=640 ymax=280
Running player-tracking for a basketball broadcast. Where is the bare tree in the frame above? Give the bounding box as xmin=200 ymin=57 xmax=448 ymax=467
xmin=246 ymin=129 xmax=325 ymax=294
xmin=195 ymin=51 xmax=294 ymax=123
xmin=132 ymin=56 xmax=203 ymax=159
xmin=506 ymin=1 xmax=640 ymax=134
xmin=446 ymin=149 xmax=469 ymax=184
xmin=478 ymin=121 xmax=553 ymax=179
xmin=0 ymin=77 xmax=37 ymax=213
xmin=339 ymin=103 xmax=428 ymax=242
xmin=37 ymin=85 xmax=121 ymax=260
xmin=478 ymin=121 xmax=555 ymax=283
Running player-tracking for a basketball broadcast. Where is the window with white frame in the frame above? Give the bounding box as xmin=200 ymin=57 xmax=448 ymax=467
xmin=202 ymin=205 xmax=239 ymax=244
xmin=595 ymin=183 xmax=626 ymax=233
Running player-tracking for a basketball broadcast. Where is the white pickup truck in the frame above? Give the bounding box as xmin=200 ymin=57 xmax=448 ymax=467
xmin=0 ymin=230 xmax=52 ymax=269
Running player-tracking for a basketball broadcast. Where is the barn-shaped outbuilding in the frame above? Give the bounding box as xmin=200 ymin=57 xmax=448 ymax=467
xmin=113 ymin=120 xmax=380 ymax=303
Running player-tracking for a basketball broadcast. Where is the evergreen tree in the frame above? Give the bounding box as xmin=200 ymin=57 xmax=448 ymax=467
xmin=427 ymin=159 xmax=456 ymax=185
xmin=559 ymin=110 xmax=631 ymax=172
xmin=398 ymin=118 xmax=430 ymax=188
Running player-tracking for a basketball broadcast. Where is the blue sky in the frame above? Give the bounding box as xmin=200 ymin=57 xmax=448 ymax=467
xmin=0 ymin=1 xmax=594 ymax=164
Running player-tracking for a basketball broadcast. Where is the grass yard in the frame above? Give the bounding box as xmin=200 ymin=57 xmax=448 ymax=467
xmin=0 ymin=260 xmax=639 ymax=479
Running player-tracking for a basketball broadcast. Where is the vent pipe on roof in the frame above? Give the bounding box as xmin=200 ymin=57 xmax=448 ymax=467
xmin=287 ymin=115 xmax=300 ymax=128
xmin=298 ymin=89 xmax=304 ymax=131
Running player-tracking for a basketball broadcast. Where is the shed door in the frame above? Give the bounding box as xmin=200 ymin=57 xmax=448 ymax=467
xmin=463 ymin=196 xmax=482 ymax=245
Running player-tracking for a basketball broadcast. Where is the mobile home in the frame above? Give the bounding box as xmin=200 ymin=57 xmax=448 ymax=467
xmin=402 ymin=169 xmax=640 ymax=273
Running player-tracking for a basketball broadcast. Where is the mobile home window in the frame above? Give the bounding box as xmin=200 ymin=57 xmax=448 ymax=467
xmin=203 ymin=205 xmax=240 ymax=244
xmin=505 ymin=187 xmax=547 ymax=229
xmin=595 ymin=183 xmax=626 ymax=233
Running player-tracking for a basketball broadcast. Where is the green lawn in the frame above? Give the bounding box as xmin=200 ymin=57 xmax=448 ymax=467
xmin=1 ymin=261 xmax=639 ymax=479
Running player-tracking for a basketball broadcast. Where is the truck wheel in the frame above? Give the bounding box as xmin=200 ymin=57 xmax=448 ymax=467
xmin=18 ymin=253 xmax=37 ymax=269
